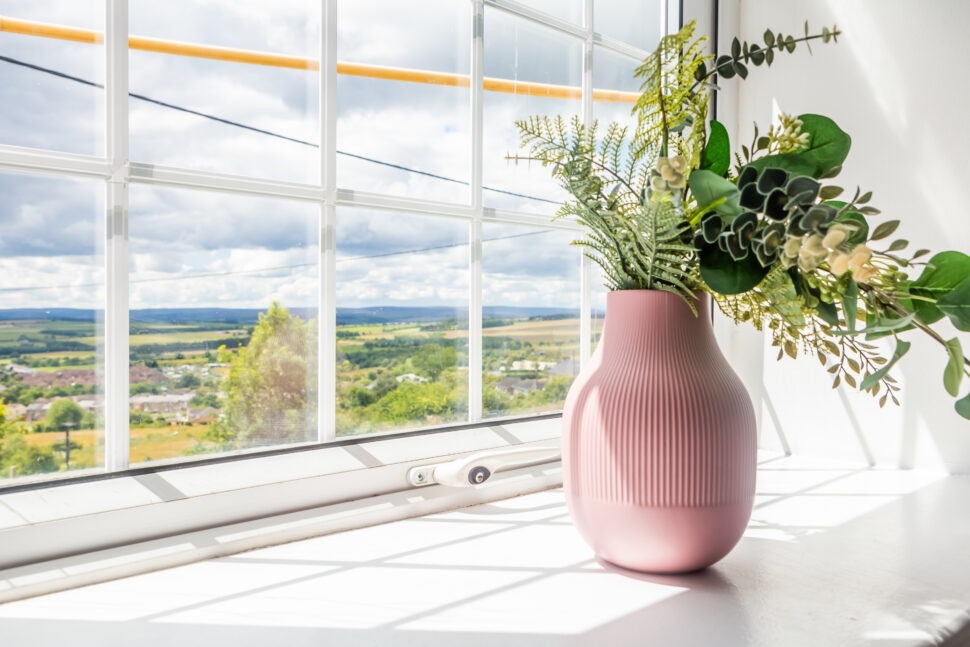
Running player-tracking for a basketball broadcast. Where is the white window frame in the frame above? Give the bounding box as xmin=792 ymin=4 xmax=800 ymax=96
xmin=0 ymin=0 xmax=678 ymax=572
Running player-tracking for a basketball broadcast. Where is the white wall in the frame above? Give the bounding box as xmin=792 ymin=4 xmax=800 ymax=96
xmin=714 ymin=0 xmax=970 ymax=472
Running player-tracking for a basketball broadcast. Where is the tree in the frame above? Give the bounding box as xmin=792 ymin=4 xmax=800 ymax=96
xmin=47 ymin=399 xmax=83 ymax=432
xmin=211 ymin=302 xmax=317 ymax=446
xmin=411 ymin=344 xmax=456 ymax=381
xmin=371 ymin=381 xmax=453 ymax=423
xmin=1 ymin=430 xmax=56 ymax=477
xmin=176 ymin=373 xmax=201 ymax=389
xmin=48 ymin=399 xmax=83 ymax=469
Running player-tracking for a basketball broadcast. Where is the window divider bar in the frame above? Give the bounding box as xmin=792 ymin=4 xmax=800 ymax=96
xmin=580 ymin=0 xmax=594 ymax=367
xmin=468 ymin=0 xmax=485 ymax=423
xmin=104 ymin=0 xmax=129 ymax=471
xmin=319 ymin=0 xmax=338 ymax=443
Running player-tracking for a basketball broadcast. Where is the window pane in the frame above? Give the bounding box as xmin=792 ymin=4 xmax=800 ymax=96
xmin=482 ymin=224 xmax=580 ymax=418
xmin=128 ymin=186 xmax=318 ymax=463
xmin=336 ymin=208 xmax=468 ymax=436
xmin=592 ymin=265 xmax=608 ymax=355
xmin=593 ymin=46 xmax=641 ymax=135
xmin=484 ymin=8 xmax=582 ymax=214
xmin=594 ymin=0 xmax=663 ymax=50
xmin=338 ymin=0 xmax=470 ymax=203
xmin=516 ymin=0 xmax=582 ymax=25
xmin=129 ymin=0 xmax=320 ymax=181
xmin=0 ymin=171 xmax=104 ymax=481
xmin=0 ymin=0 xmax=104 ymax=155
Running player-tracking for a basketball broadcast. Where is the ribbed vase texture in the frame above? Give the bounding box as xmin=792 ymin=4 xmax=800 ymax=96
xmin=563 ymin=290 xmax=756 ymax=573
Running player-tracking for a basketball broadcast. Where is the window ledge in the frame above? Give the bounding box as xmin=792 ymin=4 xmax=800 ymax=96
xmin=0 ymin=416 xmax=561 ymax=574
xmin=1 ymin=453 xmax=968 ymax=645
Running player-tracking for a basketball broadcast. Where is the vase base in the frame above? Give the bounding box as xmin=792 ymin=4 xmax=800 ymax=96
xmin=568 ymin=495 xmax=753 ymax=574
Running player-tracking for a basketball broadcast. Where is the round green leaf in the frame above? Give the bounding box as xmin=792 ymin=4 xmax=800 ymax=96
xmin=700 ymin=120 xmax=731 ymax=177
xmin=910 ymin=251 xmax=970 ymax=325
xmin=747 ymin=114 xmax=852 ymax=178
xmin=699 ymin=244 xmax=770 ymax=295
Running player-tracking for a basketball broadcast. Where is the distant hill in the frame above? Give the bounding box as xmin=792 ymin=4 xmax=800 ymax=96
xmin=0 ymin=306 xmax=580 ymax=325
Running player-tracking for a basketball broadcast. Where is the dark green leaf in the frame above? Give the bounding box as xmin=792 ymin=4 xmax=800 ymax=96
xmin=863 ymin=310 xmax=916 ymax=341
xmin=716 ymin=55 xmax=736 ymax=78
xmin=785 ymin=36 xmax=796 ymax=52
xmin=956 ymin=392 xmax=970 ymax=420
xmin=818 ymin=185 xmax=843 ymax=200
xmin=731 ymin=37 xmax=741 ymax=59
xmin=699 ymin=244 xmax=770 ymax=295
xmin=688 ymin=169 xmax=742 ymax=218
xmin=749 ymin=44 xmax=765 ymax=65
xmin=944 ymin=337 xmax=964 ymax=397
xmin=887 ymin=239 xmax=909 ymax=252
xmin=913 ymin=249 xmax=930 ymax=259
xmin=700 ymin=120 xmax=731 ymax=177
xmin=909 ymin=252 xmax=970 ymax=325
xmin=764 ymin=29 xmax=775 ymax=46
xmin=860 ymin=339 xmax=911 ymax=390
xmin=694 ymin=60 xmax=708 ymax=82
xmin=816 ymin=299 xmax=839 ymax=327
xmin=858 ymin=206 xmax=881 ymax=216
xmin=765 ymin=47 xmax=774 ymax=65
xmin=745 ymin=114 xmax=851 ymax=178
xmin=842 ymin=279 xmax=858 ymax=333
xmin=830 ymin=313 xmax=916 ymax=337
xmin=937 ymin=277 xmax=970 ymax=331
xmin=857 ymin=190 xmax=872 ymax=204
xmin=870 ymin=220 xmax=900 ymax=241
xmin=734 ymin=59 xmax=749 ymax=79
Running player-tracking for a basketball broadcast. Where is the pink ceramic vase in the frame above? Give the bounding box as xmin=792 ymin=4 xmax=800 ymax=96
xmin=563 ymin=289 xmax=756 ymax=573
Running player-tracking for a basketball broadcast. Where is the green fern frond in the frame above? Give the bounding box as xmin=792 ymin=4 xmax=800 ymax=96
xmin=632 ymin=20 xmax=712 ymax=169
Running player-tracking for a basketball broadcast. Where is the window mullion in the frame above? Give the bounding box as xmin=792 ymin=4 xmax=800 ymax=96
xmin=319 ymin=0 xmax=338 ymax=442
xmin=579 ymin=0 xmax=594 ymax=367
xmin=104 ymin=0 xmax=130 ymax=471
xmin=468 ymin=0 xmax=485 ymax=423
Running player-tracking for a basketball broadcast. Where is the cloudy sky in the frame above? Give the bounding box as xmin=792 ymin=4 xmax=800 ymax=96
xmin=0 ymin=0 xmax=655 ymax=314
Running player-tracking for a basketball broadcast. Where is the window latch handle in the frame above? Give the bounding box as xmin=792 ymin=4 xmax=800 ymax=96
xmin=407 ymin=445 xmax=560 ymax=488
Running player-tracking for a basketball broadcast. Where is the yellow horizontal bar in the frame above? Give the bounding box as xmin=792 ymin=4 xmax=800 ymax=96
xmin=0 ymin=15 xmax=640 ymax=104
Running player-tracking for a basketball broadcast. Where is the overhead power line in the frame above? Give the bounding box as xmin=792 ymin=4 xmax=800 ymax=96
xmin=0 ymin=54 xmax=560 ymax=205
xmin=0 ymin=230 xmax=560 ymax=294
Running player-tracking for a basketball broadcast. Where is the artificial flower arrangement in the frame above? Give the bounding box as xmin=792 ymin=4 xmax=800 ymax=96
xmin=516 ymin=21 xmax=970 ymax=419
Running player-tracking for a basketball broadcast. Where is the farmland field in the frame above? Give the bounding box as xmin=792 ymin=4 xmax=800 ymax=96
xmin=0 ymin=306 xmax=583 ymax=482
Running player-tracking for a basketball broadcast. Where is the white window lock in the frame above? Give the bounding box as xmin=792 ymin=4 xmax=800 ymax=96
xmin=407 ymin=446 xmax=561 ymax=488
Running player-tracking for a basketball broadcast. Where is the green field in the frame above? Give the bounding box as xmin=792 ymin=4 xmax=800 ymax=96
xmin=1 ymin=310 xmax=581 ymax=481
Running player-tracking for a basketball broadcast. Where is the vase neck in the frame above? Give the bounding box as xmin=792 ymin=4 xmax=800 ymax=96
xmin=599 ymin=290 xmax=713 ymax=353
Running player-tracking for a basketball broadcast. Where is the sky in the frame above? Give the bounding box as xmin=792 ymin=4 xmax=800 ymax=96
xmin=0 ymin=0 xmax=657 ymax=313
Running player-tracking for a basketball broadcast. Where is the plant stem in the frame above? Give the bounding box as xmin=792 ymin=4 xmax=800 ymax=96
xmin=691 ymin=30 xmax=839 ymax=94
xmin=861 ymin=282 xmax=970 ymax=371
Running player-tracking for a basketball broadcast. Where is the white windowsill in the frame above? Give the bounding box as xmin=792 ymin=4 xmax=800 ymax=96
xmin=0 ymin=416 xmax=562 ymax=576
xmin=1 ymin=452 xmax=968 ymax=646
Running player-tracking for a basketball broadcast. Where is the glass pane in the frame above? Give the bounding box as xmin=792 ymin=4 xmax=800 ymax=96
xmin=128 ymin=186 xmax=318 ymax=463
xmin=516 ymin=0 xmax=582 ymax=25
xmin=482 ymin=224 xmax=580 ymax=418
xmin=129 ymin=0 xmax=320 ymax=182
xmin=592 ymin=265 xmax=608 ymax=355
xmin=483 ymin=8 xmax=582 ymax=214
xmin=0 ymin=171 xmax=104 ymax=482
xmin=593 ymin=46 xmax=641 ymax=135
xmin=594 ymin=0 xmax=663 ymax=50
xmin=0 ymin=0 xmax=104 ymax=155
xmin=336 ymin=208 xmax=468 ymax=436
xmin=338 ymin=0 xmax=470 ymax=203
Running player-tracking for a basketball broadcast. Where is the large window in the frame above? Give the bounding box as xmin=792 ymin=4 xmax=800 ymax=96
xmin=0 ymin=0 xmax=666 ymax=483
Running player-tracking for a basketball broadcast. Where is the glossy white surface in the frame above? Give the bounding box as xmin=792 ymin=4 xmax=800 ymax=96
xmin=1 ymin=454 xmax=969 ymax=646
